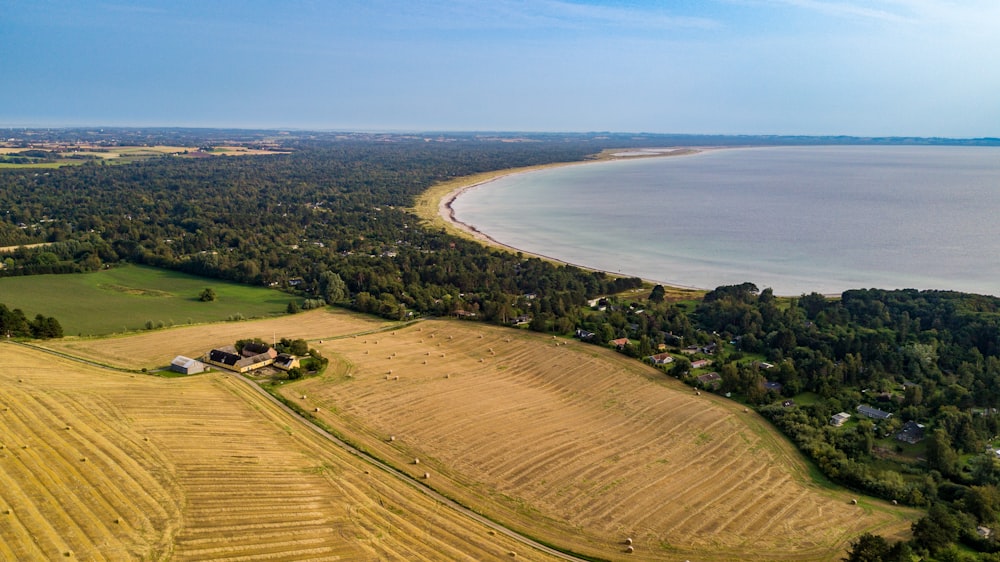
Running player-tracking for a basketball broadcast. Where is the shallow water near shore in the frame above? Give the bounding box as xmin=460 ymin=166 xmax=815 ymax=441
xmin=451 ymin=145 xmax=1000 ymax=296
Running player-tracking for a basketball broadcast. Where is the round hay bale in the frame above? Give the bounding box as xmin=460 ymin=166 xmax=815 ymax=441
xmin=625 ymin=537 xmax=633 ymax=545
xmin=365 ymin=350 xmax=369 ymax=355
xmin=388 ymin=435 xmax=395 ymax=442
xmin=448 ymin=335 xmax=453 ymax=340
xmin=892 ymin=499 xmax=898 ymax=505
xmin=445 ymin=374 xmax=450 ymax=379
xmin=743 ymin=408 xmax=749 ymax=413
xmin=392 ymin=331 xmax=396 ymax=335
xmin=65 ymin=425 xmax=72 ymax=430
xmin=423 ymin=360 xmax=427 ymax=364
xmin=394 ymin=376 xmax=399 ymax=380
xmin=143 ymin=437 xmax=149 ymax=441
xmin=423 ymin=472 xmax=430 ymax=479
xmin=478 ymin=334 xmax=483 ymax=338
xmin=114 ymin=518 xmax=121 ymax=524
xmin=4 ymin=508 xmax=11 ymax=515
xmin=18 ymin=379 xmax=23 ymax=383
xmin=314 ymin=407 xmax=321 ymax=413
xmin=479 ymin=358 xmax=484 ymax=363
xmin=301 ymin=395 xmax=307 ymax=399
xmin=489 ymin=530 xmax=496 ymax=536
xmin=80 ymin=457 xmax=87 ymax=462
xmin=626 ymin=546 xmax=634 ymax=554
xmin=385 ymin=375 xmax=390 ymax=380
xmin=695 ymin=391 xmax=701 ymax=396
xmin=414 ymin=458 xmax=420 ymax=464
xmin=851 ymin=498 xmax=858 ymax=505
xmin=64 ymin=551 xmax=73 ymax=557
xmin=426 ymin=351 xmax=431 ymax=355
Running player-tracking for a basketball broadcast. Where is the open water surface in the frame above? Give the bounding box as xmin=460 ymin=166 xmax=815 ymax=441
xmin=451 ymin=146 xmax=1000 ymax=296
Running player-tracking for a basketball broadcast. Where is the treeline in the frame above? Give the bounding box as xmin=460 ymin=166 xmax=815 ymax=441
xmin=0 ymin=303 xmax=62 ymax=339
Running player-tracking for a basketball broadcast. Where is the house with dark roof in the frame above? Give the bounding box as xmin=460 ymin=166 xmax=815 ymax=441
xmin=896 ymin=421 xmax=925 ymax=444
xmin=273 ymin=353 xmax=300 ymax=371
xmin=205 ymin=344 xmax=278 ymax=373
xmin=697 ymin=372 xmax=721 ymax=389
xmin=856 ymin=404 xmax=893 ymax=420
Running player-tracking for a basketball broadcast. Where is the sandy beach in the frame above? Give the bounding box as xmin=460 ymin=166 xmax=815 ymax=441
xmin=412 ymin=147 xmax=709 ymax=295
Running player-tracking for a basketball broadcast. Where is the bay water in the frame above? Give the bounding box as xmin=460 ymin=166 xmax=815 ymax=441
xmin=451 ymin=146 xmax=1000 ymax=296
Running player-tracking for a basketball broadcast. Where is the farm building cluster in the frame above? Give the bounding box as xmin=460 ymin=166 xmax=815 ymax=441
xmin=169 ymin=342 xmax=300 ymax=375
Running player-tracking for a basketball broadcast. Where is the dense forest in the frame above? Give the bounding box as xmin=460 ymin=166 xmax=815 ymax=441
xmin=4 ymin=129 xmax=1000 ymax=560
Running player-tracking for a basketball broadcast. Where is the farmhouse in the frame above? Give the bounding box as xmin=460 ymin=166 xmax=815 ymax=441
xmin=690 ymin=359 xmax=713 ymax=370
xmin=170 ymin=355 xmax=205 ymax=375
xmin=273 ymin=353 xmax=300 ymax=371
xmin=856 ymin=404 xmax=893 ymax=420
xmin=831 ymin=412 xmax=851 ymax=427
xmin=646 ymin=352 xmax=674 ymax=365
xmin=610 ymin=337 xmax=630 ymax=350
xmin=204 ymin=343 xmax=278 ymax=373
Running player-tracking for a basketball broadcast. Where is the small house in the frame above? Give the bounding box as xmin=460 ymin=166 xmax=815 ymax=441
xmin=610 ymin=338 xmax=630 ymax=350
xmin=831 ymin=412 xmax=851 ymax=427
xmin=646 ymin=352 xmax=674 ymax=365
xmin=273 ymin=353 xmax=300 ymax=371
xmin=690 ymin=359 xmax=713 ymax=370
xmin=697 ymin=372 xmax=721 ymax=389
xmin=895 ymin=421 xmax=925 ymax=444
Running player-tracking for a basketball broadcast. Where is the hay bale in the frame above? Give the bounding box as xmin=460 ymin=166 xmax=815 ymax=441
xmin=478 ymin=334 xmax=483 ymax=338
xmin=743 ymin=408 xmax=749 ymax=413
xmin=625 ymin=537 xmax=633 ymax=545
xmin=892 ymin=499 xmax=898 ymax=505
xmin=423 ymin=472 xmax=430 ymax=479
xmin=65 ymin=425 xmax=72 ymax=430
xmin=388 ymin=435 xmax=396 ymax=441
xmin=114 ymin=518 xmax=121 ymax=524
xmin=695 ymin=391 xmax=701 ymax=396
xmin=423 ymin=360 xmax=427 ymax=364
xmin=394 ymin=376 xmax=399 ymax=380
xmin=626 ymin=546 xmax=634 ymax=554
xmin=301 ymin=395 xmax=307 ymax=399
xmin=851 ymin=498 xmax=858 ymax=505
xmin=314 ymin=407 xmax=321 ymax=412
xmin=414 ymin=458 xmax=420 ymax=464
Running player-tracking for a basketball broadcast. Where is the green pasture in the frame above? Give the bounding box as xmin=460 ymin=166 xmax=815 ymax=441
xmin=0 ymin=264 xmax=297 ymax=336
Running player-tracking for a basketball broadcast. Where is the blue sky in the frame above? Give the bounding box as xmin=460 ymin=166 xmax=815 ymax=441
xmin=1 ymin=0 xmax=997 ymax=136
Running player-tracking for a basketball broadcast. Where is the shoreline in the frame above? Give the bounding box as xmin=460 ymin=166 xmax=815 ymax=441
xmin=415 ymin=148 xmax=713 ymax=296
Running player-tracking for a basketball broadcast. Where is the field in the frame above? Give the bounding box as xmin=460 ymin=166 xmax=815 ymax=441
xmin=0 ymin=343 xmax=560 ymax=561
xmin=0 ymin=144 xmax=288 ymax=168
xmin=282 ymin=319 xmax=918 ymax=561
xmin=0 ymin=265 xmax=297 ymax=336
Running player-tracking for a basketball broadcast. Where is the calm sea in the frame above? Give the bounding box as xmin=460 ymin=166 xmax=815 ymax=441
xmin=451 ymin=146 xmax=1000 ymax=296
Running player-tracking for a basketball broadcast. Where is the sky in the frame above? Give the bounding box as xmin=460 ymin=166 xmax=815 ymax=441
xmin=1 ymin=0 xmax=997 ymax=137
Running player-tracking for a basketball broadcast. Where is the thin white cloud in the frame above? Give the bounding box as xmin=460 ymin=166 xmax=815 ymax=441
xmin=361 ymin=0 xmax=720 ymax=32
xmin=767 ymin=0 xmax=912 ymax=23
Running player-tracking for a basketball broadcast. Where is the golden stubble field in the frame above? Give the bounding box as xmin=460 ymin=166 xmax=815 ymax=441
xmin=283 ymin=319 xmax=919 ymax=561
xmin=0 ymin=342 xmax=561 ymax=561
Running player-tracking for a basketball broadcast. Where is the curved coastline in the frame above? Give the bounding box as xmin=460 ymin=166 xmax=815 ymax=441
xmin=418 ymin=148 xmax=712 ymax=295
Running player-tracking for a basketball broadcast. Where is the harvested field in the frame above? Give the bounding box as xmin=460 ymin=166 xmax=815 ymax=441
xmin=0 ymin=344 xmax=561 ymax=561
xmin=42 ymin=308 xmax=392 ymax=370
xmin=286 ymin=319 xmax=919 ymax=561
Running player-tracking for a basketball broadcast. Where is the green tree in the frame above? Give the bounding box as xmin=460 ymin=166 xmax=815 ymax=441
xmin=649 ymin=284 xmax=665 ymax=303
xmin=843 ymin=532 xmax=890 ymax=562
xmin=926 ymin=428 xmax=959 ymax=477
xmin=199 ymin=287 xmax=217 ymax=302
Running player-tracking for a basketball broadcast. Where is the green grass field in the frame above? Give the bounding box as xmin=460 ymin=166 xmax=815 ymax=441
xmin=0 ymin=264 xmax=297 ymax=336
